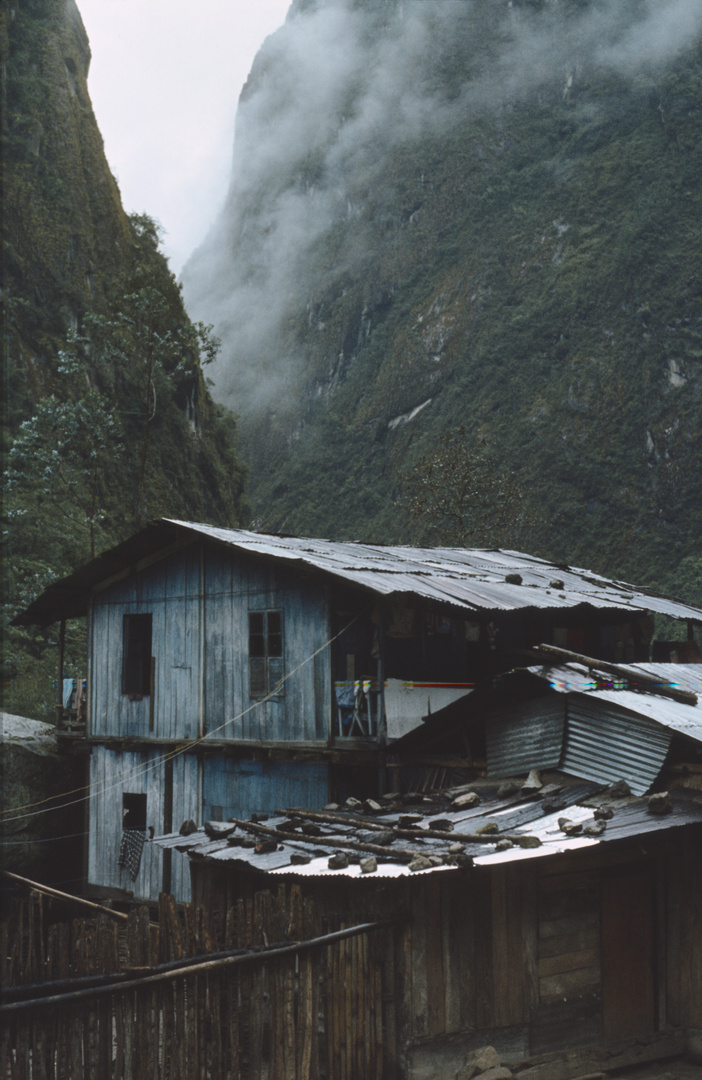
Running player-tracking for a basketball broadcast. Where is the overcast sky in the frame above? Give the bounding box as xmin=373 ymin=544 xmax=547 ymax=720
xmin=78 ymin=0 xmax=291 ymax=275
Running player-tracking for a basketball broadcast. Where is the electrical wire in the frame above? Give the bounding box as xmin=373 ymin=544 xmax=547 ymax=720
xmin=0 ymin=611 xmax=363 ymax=825
xmin=0 ymin=831 xmax=89 ymax=846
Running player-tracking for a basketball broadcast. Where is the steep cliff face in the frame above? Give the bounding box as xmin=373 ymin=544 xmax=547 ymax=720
xmin=3 ymin=0 xmax=132 ymax=410
xmin=183 ymin=0 xmax=702 ymax=594
xmin=3 ymin=0 xmax=247 ymax=720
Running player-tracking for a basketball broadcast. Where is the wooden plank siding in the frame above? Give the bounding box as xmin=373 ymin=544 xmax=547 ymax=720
xmin=185 ymin=826 xmax=702 ymax=1071
xmin=85 ymin=540 xmax=335 ymax=902
xmin=678 ymin=830 xmax=702 ymax=1029
xmin=89 ymin=541 xmax=333 ymax=745
xmin=398 ymin=868 xmax=538 ymax=1044
xmin=536 ymin=868 xmax=601 ymax=1003
xmin=90 ymin=544 xmax=202 ymax=741
xmin=201 ymin=546 xmax=331 ymax=743
xmin=87 ymin=747 xmax=199 ymax=902
xmin=202 ymin=758 xmax=329 ymax=822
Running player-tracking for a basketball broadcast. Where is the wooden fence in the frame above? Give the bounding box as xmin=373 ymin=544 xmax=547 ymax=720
xmin=1 ymin=887 xmax=387 ymax=1080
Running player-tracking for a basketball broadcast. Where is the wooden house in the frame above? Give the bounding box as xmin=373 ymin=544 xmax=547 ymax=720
xmin=15 ymin=518 xmax=702 ymax=904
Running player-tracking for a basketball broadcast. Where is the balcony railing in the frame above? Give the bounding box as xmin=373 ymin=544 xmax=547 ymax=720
xmin=57 ymin=678 xmax=87 ymax=733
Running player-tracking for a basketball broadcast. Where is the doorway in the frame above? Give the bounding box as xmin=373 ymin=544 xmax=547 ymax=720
xmin=601 ymin=866 xmax=656 ymax=1042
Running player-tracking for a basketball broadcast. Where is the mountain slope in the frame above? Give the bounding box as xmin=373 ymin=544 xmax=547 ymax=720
xmin=183 ymin=0 xmax=702 ymax=596
xmin=2 ymin=0 xmax=247 ymax=717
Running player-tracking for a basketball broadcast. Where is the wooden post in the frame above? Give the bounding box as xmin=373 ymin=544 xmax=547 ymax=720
xmin=148 ymin=655 xmax=156 ymax=732
xmin=56 ymin=618 xmax=66 ymax=728
xmin=1 ymin=871 xmax=129 ymax=922
xmin=377 ymin=604 xmax=386 ymax=744
xmin=162 ymin=758 xmax=173 ymax=896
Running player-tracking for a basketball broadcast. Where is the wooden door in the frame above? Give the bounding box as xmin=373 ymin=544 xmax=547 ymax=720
xmin=601 ymin=867 xmax=655 ymax=1042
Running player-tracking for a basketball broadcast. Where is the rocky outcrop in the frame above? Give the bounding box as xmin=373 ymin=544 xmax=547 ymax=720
xmin=0 ymin=714 xmax=84 ymax=886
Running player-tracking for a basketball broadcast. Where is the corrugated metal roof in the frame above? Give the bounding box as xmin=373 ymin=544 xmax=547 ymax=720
xmin=474 ymin=790 xmax=702 ymax=865
xmin=563 ymin=698 xmax=673 ymax=796
xmin=528 ymin=662 xmax=702 ymax=745
xmin=152 ymin=779 xmax=702 ymax=879
xmin=166 ymin=522 xmax=702 ymax=619
xmin=15 ymin=517 xmax=702 ymax=626
xmin=485 ymin=697 xmax=565 ymax=777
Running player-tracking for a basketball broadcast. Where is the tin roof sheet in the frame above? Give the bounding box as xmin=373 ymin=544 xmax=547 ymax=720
xmin=14 ymin=518 xmax=702 ymax=626
xmin=527 ymin=662 xmax=702 ymax=744
xmin=153 ymin=779 xmax=702 ymax=879
xmin=563 ymin=698 xmax=673 ymax=795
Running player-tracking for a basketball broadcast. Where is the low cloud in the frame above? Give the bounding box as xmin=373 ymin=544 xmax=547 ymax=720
xmin=182 ymin=0 xmax=702 ymax=419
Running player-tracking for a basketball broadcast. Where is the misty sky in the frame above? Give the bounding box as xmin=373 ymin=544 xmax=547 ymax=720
xmin=78 ymin=0 xmax=290 ymax=275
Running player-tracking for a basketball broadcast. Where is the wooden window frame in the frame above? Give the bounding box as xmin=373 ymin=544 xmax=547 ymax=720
xmin=248 ymin=609 xmax=285 ymax=698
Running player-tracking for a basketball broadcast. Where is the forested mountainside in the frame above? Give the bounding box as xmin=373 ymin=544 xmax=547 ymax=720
xmin=2 ymin=0 xmax=247 ymax=718
xmin=183 ymin=0 xmax=702 ymax=606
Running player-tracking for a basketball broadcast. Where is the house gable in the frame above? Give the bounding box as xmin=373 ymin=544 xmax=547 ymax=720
xmin=89 ymin=539 xmax=331 ymax=746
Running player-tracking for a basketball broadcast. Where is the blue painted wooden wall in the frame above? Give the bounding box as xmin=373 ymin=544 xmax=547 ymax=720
xmin=88 ymin=746 xmax=199 ymax=903
xmin=202 ymin=758 xmax=329 ymax=822
xmin=88 ymin=540 xmax=332 ymax=743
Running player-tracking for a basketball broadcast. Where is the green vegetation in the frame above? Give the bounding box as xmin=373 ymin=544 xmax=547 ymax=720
xmin=399 ymin=428 xmax=540 ymax=548
xmin=2 ymin=0 xmax=247 ymax=719
xmin=243 ymin=25 xmax=702 ymax=604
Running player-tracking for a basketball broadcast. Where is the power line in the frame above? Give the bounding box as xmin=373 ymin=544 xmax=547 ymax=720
xmin=0 ymin=611 xmax=362 ymax=825
xmin=0 ymin=831 xmax=88 ymax=846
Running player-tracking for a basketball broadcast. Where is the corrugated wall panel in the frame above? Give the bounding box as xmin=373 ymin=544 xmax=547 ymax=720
xmin=486 ymin=697 xmax=565 ymax=777
xmin=563 ymin=696 xmax=672 ymax=795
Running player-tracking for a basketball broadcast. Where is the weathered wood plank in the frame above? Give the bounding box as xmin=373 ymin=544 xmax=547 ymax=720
xmin=425 ymin=877 xmax=445 ymax=1035
xmin=537 ymin=925 xmax=600 ymax=959
xmin=473 ymin=871 xmax=494 ymax=1029
xmin=441 ymin=879 xmax=459 ymax=1034
xmin=450 ymin=877 xmax=475 ymax=1033
xmin=491 ymin=867 xmax=511 ymax=1027
xmin=410 ymin=882 xmax=428 ymax=1039
xmin=521 ymin=867 xmax=539 ymax=1017
xmin=538 ymin=948 xmax=600 ymax=978
xmin=539 ymin=965 xmax=602 ymax=1002
xmin=680 ymin=832 xmax=702 ymax=1027
xmin=505 ymin=866 xmax=525 ymax=1024
xmin=538 ymin=912 xmax=599 ymax=940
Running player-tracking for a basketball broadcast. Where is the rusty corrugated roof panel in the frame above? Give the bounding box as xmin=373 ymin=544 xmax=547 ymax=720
xmin=15 ymin=518 xmax=702 ymax=626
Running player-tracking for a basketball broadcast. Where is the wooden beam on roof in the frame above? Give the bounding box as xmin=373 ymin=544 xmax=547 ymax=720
xmin=531 ymin=644 xmax=697 ymax=706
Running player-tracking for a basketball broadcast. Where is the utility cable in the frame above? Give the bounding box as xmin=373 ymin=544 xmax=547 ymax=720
xmin=0 ymin=611 xmax=363 ymax=824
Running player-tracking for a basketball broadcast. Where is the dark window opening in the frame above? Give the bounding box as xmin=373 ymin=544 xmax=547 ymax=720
xmin=119 ymin=793 xmax=148 ymax=881
xmin=122 ymin=792 xmax=147 ymax=831
xmin=122 ymin=614 xmax=152 ymax=696
xmin=249 ymin=610 xmax=285 ymax=697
